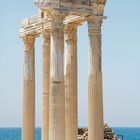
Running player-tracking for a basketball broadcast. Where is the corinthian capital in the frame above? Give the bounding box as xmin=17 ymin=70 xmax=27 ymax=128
xmin=65 ymin=23 xmax=77 ymax=42
xmin=48 ymin=9 xmax=65 ymax=29
xmin=47 ymin=9 xmax=65 ymax=36
xmin=87 ymin=16 xmax=105 ymax=36
xmin=42 ymin=30 xmax=50 ymax=43
xmin=23 ymin=35 xmax=36 ymax=50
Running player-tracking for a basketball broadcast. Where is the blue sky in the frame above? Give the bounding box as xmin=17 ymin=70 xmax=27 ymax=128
xmin=0 ymin=0 xmax=140 ymax=127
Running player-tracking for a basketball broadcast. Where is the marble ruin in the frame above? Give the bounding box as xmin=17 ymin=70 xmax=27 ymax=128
xmin=20 ymin=0 xmax=107 ymax=140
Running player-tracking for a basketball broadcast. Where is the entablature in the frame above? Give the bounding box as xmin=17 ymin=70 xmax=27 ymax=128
xmin=20 ymin=0 xmax=107 ymax=38
xmin=35 ymin=0 xmax=105 ymax=16
xmin=20 ymin=14 xmax=86 ymax=37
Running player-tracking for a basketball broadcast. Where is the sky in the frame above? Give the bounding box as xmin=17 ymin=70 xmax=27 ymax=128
xmin=0 ymin=0 xmax=140 ymax=128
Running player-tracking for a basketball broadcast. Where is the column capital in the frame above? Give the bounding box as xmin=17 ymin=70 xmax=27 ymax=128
xmin=65 ymin=23 xmax=78 ymax=42
xmin=87 ymin=16 xmax=106 ymax=36
xmin=47 ymin=9 xmax=65 ymax=36
xmin=42 ymin=30 xmax=50 ymax=43
xmin=23 ymin=35 xmax=36 ymax=50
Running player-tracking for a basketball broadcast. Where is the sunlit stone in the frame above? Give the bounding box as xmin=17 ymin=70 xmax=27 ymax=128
xmin=20 ymin=1 xmax=107 ymax=140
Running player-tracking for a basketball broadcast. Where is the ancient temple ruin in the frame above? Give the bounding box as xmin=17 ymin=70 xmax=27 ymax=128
xmin=20 ymin=0 xmax=107 ymax=140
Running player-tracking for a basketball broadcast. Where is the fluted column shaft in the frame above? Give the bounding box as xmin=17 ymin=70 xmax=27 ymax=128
xmin=22 ymin=35 xmax=36 ymax=140
xmin=88 ymin=17 xmax=104 ymax=140
xmin=65 ymin=24 xmax=78 ymax=140
xmin=41 ymin=30 xmax=50 ymax=140
xmin=49 ymin=11 xmax=65 ymax=140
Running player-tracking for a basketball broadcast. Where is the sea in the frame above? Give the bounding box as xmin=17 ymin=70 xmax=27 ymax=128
xmin=0 ymin=127 xmax=140 ymax=140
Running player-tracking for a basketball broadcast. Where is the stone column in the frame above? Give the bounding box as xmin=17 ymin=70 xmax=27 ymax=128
xmin=48 ymin=11 xmax=65 ymax=140
xmin=22 ymin=35 xmax=36 ymax=140
xmin=87 ymin=16 xmax=104 ymax=140
xmin=65 ymin=23 xmax=78 ymax=140
xmin=41 ymin=30 xmax=50 ymax=140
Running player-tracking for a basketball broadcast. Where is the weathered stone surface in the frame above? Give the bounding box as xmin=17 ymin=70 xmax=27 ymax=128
xmin=21 ymin=0 xmax=107 ymax=140
xmin=88 ymin=16 xmax=104 ymax=140
xmin=65 ymin=23 xmax=78 ymax=140
xmin=78 ymin=124 xmax=119 ymax=140
xmin=22 ymin=35 xmax=36 ymax=140
xmin=49 ymin=11 xmax=65 ymax=140
xmin=41 ymin=30 xmax=50 ymax=140
xmin=35 ymin=0 xmax=106 ymax=5
xmin=104 ymin=124 xmax=118 ymax=140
